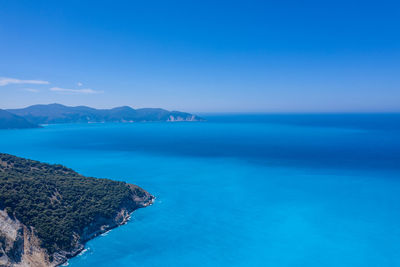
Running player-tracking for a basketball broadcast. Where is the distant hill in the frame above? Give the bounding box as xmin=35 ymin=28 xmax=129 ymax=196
xmin=7 ymin=103 xmax=204 ymax=125
xmin=0 ymin=109 xmax=39 ymax=129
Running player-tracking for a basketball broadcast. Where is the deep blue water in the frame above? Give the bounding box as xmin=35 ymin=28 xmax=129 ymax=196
xmin=1 ymin=114 xmax=400 ymax=266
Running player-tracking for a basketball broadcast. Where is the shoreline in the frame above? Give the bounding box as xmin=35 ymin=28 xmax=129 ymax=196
xmin=57 ymin=196 xmax=155 ymax=266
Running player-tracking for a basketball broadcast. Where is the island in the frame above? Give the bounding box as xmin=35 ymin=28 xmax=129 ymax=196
xmin=6 ymin=103 xmax=204 ymax=125
xmin=0 ymin=153 xmax=154 ymax=267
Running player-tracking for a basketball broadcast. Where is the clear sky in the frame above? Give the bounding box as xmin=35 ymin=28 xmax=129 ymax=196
xmin=0 ymin=0 xmax=399 ymax=112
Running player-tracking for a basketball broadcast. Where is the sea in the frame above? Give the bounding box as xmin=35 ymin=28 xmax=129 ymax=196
xmin=0 ymin=114 xmax=399 ymax=267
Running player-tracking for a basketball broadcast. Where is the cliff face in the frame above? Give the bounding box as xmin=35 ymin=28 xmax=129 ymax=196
xmin=54 ymin=185 xmax=153 ymax=266
xmin=0 ymin=153 xmax=154 ymax=267
xmin=0 ymin=185 xmax=153 ymax=267
xmin=0 ymin=210 xmax=49 ymax=267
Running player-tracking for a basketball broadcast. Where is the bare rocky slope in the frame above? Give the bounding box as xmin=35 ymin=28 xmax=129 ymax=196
xmin=0 ymin=153 xmax=153 ymax=266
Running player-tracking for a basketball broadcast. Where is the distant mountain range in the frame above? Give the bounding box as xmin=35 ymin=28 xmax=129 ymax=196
xmin=0 ymin=109 xmax=39 ymax=129
xmin=0 ymin=103 xmax=203 ymax=128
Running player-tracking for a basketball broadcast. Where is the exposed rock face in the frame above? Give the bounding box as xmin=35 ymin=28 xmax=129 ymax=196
xmin=0 ymin=185 xmax=153 ymax=267
xmin=0 ymin=210 xmax=49 ymax=267
xmin=0 ymin=153 xmax=154 ymax=267
xmin=167 ymin=114 xmax=198 ymax=122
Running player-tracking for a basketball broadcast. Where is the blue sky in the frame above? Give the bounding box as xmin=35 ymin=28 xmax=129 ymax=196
xmin=0 ymin=0 xmax=399 ymax=112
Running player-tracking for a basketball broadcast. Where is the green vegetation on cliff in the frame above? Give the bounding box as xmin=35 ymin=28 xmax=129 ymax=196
xmin=0 ymin=153 xmax=149 ymax=254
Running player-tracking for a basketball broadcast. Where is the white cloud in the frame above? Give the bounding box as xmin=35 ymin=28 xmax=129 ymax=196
xmin=50 ymin=87 xmax=102 ymax=94
xmin=77 ymin=82 xmax=83 ymax=86
xmin=0 ymin=77 xmax=49 ymax=86
xmin=24 ymin=88 xmax=40 ymax=93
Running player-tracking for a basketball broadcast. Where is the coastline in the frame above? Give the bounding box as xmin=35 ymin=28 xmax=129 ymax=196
xmin=0 ymin=153 xmax=155 ymax=267
xmin=57 ymin=196 xmax=155 ymax=266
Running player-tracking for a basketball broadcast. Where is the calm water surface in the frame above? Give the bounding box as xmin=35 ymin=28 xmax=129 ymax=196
xmin=0 ymin=114 xmax=399 ymax=266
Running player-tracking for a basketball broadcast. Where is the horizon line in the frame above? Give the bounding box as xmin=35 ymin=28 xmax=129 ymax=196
xmin=2 ymin=102 xmax=400 ymax=115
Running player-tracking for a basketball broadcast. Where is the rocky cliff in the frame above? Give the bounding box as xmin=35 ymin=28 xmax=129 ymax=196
xmin=0 ymin=153 xmax=154 ymax=267
xmin=0 ymin=209 xmax=51 ymax=267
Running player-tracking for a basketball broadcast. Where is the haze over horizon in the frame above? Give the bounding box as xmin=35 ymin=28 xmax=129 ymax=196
xmin=1 ymin=0 xmax=399 ymax=113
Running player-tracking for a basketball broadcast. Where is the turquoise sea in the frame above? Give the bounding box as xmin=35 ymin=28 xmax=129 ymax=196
xmin=1 ymin=114 xmax=400 ymax=267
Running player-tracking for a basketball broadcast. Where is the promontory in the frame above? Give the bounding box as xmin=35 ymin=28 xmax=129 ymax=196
xmin=0 ymin=153 xmax=153 ymax=266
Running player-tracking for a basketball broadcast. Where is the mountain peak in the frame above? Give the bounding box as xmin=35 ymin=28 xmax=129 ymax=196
xmin=111 ymin=106 xmax=135 ymax=111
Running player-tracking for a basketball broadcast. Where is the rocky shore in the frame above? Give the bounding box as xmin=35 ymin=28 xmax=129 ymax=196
xmin=53 ymin=186 xmax=154 ymax=266
xmin=0 ymin=180 xmax=153 ymax=267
